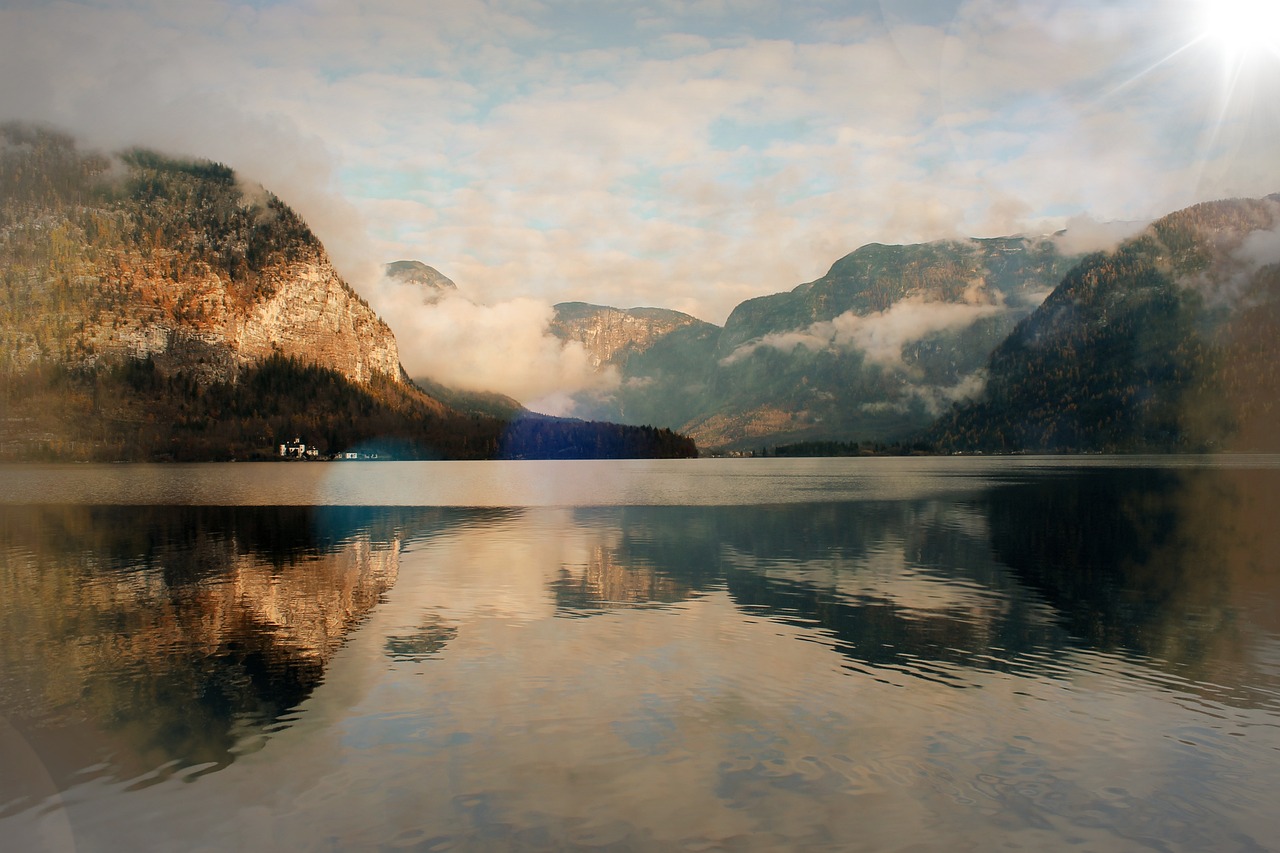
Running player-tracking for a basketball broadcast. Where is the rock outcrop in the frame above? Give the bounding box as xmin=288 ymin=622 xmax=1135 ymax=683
xmin=66 ymin=250 xmax=405 ymax=385
xmin=549 ymin=302 xmax=709 ymax=368
xmin=0 ymin=124 xmax=403 ymax=386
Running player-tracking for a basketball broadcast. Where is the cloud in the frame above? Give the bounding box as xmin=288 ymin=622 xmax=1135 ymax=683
xmin=913 ymin=369 xmax=990 ymax=415
xmin=857 ymin=369 xmax=988 ymax=417
xmin=722 ymin=290 xmax=1007 ymax=367
xmin=1051 ymin=214 xmax=1151 ymax=255
xmin=1235 ymin=219 xmax=1280 ymax=271
xmin=1182 ymin=202 xmax=1280 ymax=307
xmin=0 ymin=1 xmax=383 ymax=283
xmin=3 ymin=0 xmax=1279 ymax=398
xmin=362 ymin=274 xmax=617 ymax=414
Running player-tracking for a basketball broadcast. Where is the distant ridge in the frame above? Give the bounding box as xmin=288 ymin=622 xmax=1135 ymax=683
xmin=549 ymin=302 xmax=712 ymax=369
xmin=552 ymin=237 xmax=1079 ymax=449
xmin=546 ymin=198 xmax=1280 ymax=453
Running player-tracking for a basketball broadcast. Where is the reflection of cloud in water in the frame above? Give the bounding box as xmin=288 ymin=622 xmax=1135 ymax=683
xmin=231 ymin=576 xmax=1278 ymax=850
xmin=749 ymin=539 xmax=1012 ymax=618
xmin=317 ymin=474 xmax=1279 ymax=848
xmin=718 ymin=501 xmax=1007 ymax=618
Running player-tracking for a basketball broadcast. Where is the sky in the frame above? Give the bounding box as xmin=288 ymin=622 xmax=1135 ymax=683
xmin=2 ymin=0 xmax=1278 ymax=404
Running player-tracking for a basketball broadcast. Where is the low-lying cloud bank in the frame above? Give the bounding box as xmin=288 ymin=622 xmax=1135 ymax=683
xmin=1050 ymin=215 xmax=1151 ymax=256
xmin=716 ymin=285 xmax=1020 ymax=416
xmin=857 ymin=369 xmax=991 ymax=417
xmin=361 ymin=272 xmax=617 ymax=416
xmin=722 ymin=288 xmax=1008 ymax=369
xmin=1166 ymin=200 xmax=1280 ymax=307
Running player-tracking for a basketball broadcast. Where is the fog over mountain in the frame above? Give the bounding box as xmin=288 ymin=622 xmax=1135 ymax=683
xmin=363 ymin=269 xmax=611 ymax=414
xmin=0 ymin=125 xmax=696 ymax=461
xmin=3 ymin=0 xmax=1276 ymax=413
xmin=5 ymin=121 xmax=1277 ymax=455
xmin=4 ymin=0 xmax=1280 ymax=451
xmin=542 ymin=235 xmax=1081 ymax=449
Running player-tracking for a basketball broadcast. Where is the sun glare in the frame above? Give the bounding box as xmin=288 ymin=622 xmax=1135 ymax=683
xmin=1200 ymin=0 xmax=1280 ymax=60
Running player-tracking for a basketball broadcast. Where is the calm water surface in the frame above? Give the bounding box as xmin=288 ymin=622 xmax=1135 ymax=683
xmin=2 ymin=457 xmax=1279 ymax=851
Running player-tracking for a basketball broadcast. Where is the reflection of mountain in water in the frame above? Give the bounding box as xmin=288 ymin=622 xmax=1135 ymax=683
xmin=554 ymin=468 xmax=1280 ymax=702
xmin=556 ymin=504 xmax=1068 ymax=683
xmin=0 ymin=505 xmax=459 ymax=807
xmin=552 ymin=541 xmax=702 ymax=613
xmin=985 ymin=467 xmax=1280 ymax=691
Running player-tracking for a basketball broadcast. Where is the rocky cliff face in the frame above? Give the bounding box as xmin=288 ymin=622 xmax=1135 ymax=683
xmin=549 ymin=302 xmax=708 ymax=368
xmin=0 ymin=124 xmax=403 ymax=386
xmin=238 ymin=262 xmax=402 ymax=383
xmin=66 ymin=249 xmax=404 ymax=384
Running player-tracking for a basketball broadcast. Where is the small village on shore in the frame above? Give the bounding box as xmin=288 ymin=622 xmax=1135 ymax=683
xmin=277 ymin=437 xmax=382 ymax=461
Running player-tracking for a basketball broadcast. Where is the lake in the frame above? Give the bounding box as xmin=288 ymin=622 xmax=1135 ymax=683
xmin=2 ymin=457 xmax=1279 ymax=851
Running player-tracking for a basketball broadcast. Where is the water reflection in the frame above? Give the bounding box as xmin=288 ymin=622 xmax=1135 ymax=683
xmin=987 ymin=466 xmax=1280 ymax=707
xmin=0 ymin=505 xmax=462 ymax=811
xmin=384 ymin=617 xmax=458 ymax=662
xmin=2 ymin=463 xmax=1279 ymax=851
xmin=550 ymin=467 xmax=1280 ymax=706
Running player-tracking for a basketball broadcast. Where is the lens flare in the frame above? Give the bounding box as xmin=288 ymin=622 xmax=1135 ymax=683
xmin=1200 ymin=0 xmax=1280 ymax=60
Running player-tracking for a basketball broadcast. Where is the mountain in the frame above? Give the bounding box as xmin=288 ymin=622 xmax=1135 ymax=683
xmin=557 ymin=237 xmax=1079 ymax=450
xmin=385 ymin=260 xmax=457 ymax=301
xmin=549 ymin=303 xmax=722 ymax=428
xmin=0 ymin=124 xmax=696 ymax=461
xmin=549 ymin=302 xmax=712 ymax=368
xmin=1 ymin=126 xmax=402 ymax=386
xmin=926 ymin=195 xmax=1280 ymax=452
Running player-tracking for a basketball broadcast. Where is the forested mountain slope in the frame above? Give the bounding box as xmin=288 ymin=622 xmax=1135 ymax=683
xmin=926 ymin=196 xmax=1280 ymax=452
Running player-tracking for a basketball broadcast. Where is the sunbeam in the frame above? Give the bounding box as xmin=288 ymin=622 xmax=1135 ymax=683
xmin=1200 ymin=0 xmax=1280 ymax=62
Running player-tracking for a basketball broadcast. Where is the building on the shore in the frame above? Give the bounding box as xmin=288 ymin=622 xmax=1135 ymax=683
xmin=279 ymin=438 xmax=318 ymax=459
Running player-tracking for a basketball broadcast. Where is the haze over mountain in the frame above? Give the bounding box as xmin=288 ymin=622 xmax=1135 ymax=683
xmin=0 ymin=125 xmax=695 ymax=461
xmin=5 ymin=0 xmax=1275 ymax=332
xmin=526 ymin=196 xmax=1280 ymax=453
xmin=4 ymin=122 xmax=1279 ymax=458
xmin=7 ymin=0 xmax=1276 ymax=432
xmin=364 ymin=263 xmax=606 ymax=413
xmin=546 ymin=237 xmax=1082 ymax=449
